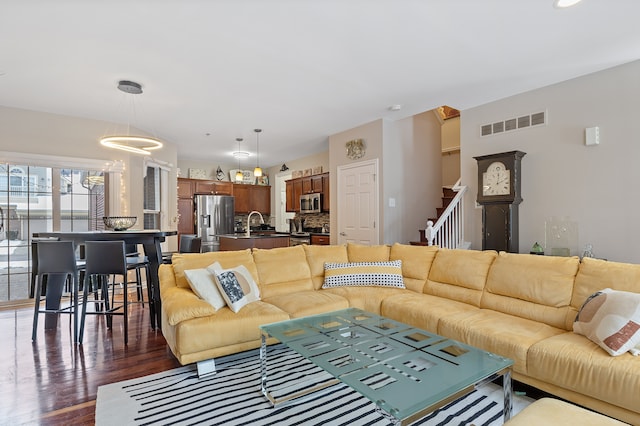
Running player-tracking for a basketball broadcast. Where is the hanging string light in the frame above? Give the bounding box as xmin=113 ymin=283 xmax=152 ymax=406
xmin=253 ymin=129 xmax=263 ymax=177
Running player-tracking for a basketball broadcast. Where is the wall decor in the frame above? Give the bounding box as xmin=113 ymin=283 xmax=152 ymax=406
xmin=292 ymin=170 xmax=303 ymax=179
xmin=256 ymin=175 xmax=269 ymax=186
xmin=229 ymin=169 xmax=255 ymax=184
xmin=313 ymin=166 xmax=323 ymax=175
xmin=189 ymin=168 xmax=207 ymax=179
xmin=346 ymin=139 xmax=365 ymax=160
xmin=216 ymin=166 xmax=226 ymax=181
xmin=303 ymin=168 xmax=312 ymax=177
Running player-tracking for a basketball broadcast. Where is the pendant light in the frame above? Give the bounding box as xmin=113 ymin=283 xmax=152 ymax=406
xmin=99 ymin=80 xmax=163 ymax=155
xmin=253 ymin=129 xmax=263 ymax=177
xmin=235 ymin=138 xmax=244 ymax=182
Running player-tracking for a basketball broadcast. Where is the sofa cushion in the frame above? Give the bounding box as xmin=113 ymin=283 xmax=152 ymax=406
xmin=208 ymin=262 xmax=261 ymax=313
xmin=263 ymin=290 xmax=349 ymax=318
xmin=528 ymin=331 xmax=640 ymax=415
xmin=252 ymin=245 xmax=313 ymax=298
xmin=322 ymin=287 xmax=414 ymax=315
xmin=303 ymin=244 xmax=349 ymax=290
xmin=171 ymin=250 xmax=257 ymax=289
xmin=504 ymin=398 xmax=628 ymax=426
xmin=573 ymin=288 xmax=640 ymax=356
xmin=572 ymin=257 xmax=640 ymax=322
xmin=183 ymin=268 xmax=227 ymax=311
xmin=172 ymin=301 xmax=290 ymax=362
xmin=389 ymin=243 xmax=439 ymax=293
xmin=381 ymin=292 xmax=478 ymax=332
xmin=438 ymin=309 xmax=566 ymax=375
xmin=347 ymin=243 xmax=390 ymax=262
xmin=425 ymin=249 xmax=497 ymax=306
xmin=481 ymin=252 xmax=579 ymax=330
xmin=322 ymin=260 xmax=405 ymax=289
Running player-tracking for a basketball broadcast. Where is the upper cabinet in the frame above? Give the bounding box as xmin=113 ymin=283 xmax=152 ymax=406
xmin=286 ymin=172 xmax=330 ymax=212
xmin=232 ymin=183 xmax=271 ymax=215
xmin=193 ymin=180 xmax=233 ymax=195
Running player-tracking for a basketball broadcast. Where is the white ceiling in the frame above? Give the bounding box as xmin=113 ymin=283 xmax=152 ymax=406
xmin=1 ymin=1 xmax=639 ymax=168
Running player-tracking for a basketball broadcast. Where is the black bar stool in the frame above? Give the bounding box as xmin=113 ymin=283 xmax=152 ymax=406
xmin=31 ymin=240 xmax=79 ymax=342
xmin=162 ymin=234 xmax=202 ymax=264
xmin=79 ymin=240 xmax=129 ymax=345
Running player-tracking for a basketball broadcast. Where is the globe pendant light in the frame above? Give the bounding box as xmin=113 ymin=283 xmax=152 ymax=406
xmin=253 ymin=129 xmax=263 ymax=177
xmin=235 ymin=138 xmax=244 ymax=182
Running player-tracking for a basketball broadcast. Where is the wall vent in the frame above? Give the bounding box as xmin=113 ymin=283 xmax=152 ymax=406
xmin=481 ymin=110 xmax=546 ymax=137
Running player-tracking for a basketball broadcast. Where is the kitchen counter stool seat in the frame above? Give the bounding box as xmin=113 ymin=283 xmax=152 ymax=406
xmin=79 ymin=240 xmax=130 ymax=345
xmin=31 ymin=240 xmax=80 ymax=342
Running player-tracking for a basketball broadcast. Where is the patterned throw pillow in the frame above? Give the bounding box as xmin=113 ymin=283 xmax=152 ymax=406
xmin=207 ymin=262 xmax=260 ymax=313
xmin=322 ymin=260 xmax=405 ymax=289
xmin=184 ymin=268 xmax=227 ymax=311
xmin=573 ymin=288 xmax=640 ymax=356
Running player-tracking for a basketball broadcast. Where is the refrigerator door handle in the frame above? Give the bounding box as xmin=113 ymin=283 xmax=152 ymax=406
xmin=201 ymin=214 xmax=211 ymax=228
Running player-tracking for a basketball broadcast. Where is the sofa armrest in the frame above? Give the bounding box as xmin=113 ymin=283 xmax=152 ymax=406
xmin=162 ymin=286 xmax=217 ymax=326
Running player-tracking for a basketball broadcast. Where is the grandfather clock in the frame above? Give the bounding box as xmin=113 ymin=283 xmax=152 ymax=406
xmin=474 ymin=151 xmax=526 ymax=253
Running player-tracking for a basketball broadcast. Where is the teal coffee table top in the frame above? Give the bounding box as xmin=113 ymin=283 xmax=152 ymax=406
xmin=260 ymin=308 xmax=513 ymax=425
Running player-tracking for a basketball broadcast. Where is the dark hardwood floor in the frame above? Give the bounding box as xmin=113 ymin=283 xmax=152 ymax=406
xmin=0 ymin=301 xmax=181 ymax=425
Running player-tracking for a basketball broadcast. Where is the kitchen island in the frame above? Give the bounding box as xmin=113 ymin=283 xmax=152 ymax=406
xmin=219 ymin=233 xmax=290 ymax=251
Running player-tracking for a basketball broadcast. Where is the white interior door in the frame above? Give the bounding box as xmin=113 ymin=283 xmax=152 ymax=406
xmin=337 ymin=159 xmax=379 ymax=245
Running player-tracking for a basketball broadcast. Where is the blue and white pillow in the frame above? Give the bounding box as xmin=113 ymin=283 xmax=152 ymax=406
xmin=207 ymin=262 xmax=260 ymax=313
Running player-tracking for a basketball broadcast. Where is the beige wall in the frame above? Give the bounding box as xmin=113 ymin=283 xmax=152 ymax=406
xmin=329 ymin=120 xmax=384 ymax=244
xmin=461 ymin=59 xmax=640 ymax=263
xmin=328 ymin=116 xmax=442 ymax=245
xmin=441 ymin=116 xmax=461 ymax=187
xmin=0 ymin=106 xmax=179 ymax=247
xmin=383 ymin=112 xmax=442 ymax=244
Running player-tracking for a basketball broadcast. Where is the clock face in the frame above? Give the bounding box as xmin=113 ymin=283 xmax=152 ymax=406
xmin=482 ymin=161 xmax=511 ymax=196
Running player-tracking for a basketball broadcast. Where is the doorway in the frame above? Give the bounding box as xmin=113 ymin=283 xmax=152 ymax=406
xmin=337 ymin=159 xmax=379 ymax=245
xmin=274 ymin=172 xmax=294 ymax=233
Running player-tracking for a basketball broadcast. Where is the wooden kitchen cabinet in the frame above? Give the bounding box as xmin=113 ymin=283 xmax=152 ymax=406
xmin=233 ymin=184 xmax=271 ymax=214
xmin=194 ymin=180 xmax=233 ymax=195
xmin=322 ymin=173 xmax=330 ymax=212
xmin=285 ymin=172 xmax=329 ymax=212
xmin=311 ymin=234 xmax=330 ymax=245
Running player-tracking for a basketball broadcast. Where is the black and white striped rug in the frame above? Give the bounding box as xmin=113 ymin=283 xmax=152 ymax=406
xmin=96 ymin=344 xmax=532 ymax=426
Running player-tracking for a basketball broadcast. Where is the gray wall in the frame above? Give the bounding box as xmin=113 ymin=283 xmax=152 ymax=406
xmin=461 ymin=59 xmax=640 ymax=263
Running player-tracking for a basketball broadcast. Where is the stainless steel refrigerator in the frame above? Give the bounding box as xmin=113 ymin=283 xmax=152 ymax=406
xmin=195 ymin=194 xmax=235 ymax=252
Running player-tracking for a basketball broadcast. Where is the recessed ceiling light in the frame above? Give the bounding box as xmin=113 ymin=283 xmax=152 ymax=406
xmin=553 ymin=0 xmax=582 ymax=8
xmin=389 ymin=104 xmax=402 ymax=111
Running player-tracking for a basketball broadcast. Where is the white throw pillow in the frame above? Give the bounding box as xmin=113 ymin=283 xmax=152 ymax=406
xmin=183 ymin=268 xmax=226 ymax=311
xmin=207 ymin=262 xmax=260 ymax=313
xmin=573 ymin=288 xmax=640 ymax=356
xmin=322 ymin=260 xmax=405 ymax=289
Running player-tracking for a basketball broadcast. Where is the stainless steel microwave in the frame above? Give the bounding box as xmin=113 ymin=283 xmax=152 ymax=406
xmin=300 ymin=193 xmax=321 ymax=213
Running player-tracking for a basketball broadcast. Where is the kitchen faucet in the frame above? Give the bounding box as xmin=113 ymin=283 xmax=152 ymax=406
xmin=246 ymin=211 xmax=264 ymax=237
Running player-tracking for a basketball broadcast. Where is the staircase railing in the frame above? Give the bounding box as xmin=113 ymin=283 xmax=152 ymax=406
xmin=425 ymin=179 xmax=467 ymax=248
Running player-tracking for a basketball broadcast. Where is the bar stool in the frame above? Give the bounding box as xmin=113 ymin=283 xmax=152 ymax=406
xmin=31 ymin=240 xmax=79 ymax=342
xmin=79 ymin=240 xmax=129 ymax=345
xmin=162 ymin=234 xmax=202 ymax=264
xmin=124 ymin=244 xmax=150 ymax=306
xmin=30 ymin=237 xmax=60 ymax=299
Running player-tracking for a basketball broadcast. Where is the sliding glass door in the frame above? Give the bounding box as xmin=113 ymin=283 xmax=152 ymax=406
xmin=0 ymin=164 xmax=105 ymax=303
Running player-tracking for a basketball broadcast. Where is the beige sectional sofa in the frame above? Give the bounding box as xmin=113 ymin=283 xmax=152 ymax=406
xmin=158 ymin=243 xmax=640 ymax=424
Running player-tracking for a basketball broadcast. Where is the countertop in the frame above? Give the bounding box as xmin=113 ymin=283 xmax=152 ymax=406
xmin=219 ymin=233 xmax=291 ymax=240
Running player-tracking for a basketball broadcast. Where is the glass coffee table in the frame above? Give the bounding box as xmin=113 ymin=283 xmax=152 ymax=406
xmin=260 ymin=308 xmax=513 ymax=425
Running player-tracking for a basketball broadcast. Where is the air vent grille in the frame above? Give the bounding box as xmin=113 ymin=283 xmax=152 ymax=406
xmin=481 ymin=110 xmax=546 ymax=137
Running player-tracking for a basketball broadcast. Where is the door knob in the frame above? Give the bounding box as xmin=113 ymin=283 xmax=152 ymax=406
xmin=339 ymin=232 xmax=347 ymax=236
